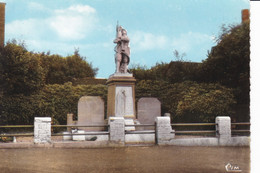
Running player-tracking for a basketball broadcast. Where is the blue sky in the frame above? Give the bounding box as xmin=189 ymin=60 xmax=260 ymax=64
xmin=2 ymin=0 xmax=250 ymax=78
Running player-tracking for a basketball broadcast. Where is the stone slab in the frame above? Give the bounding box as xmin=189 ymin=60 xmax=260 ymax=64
xmin=78 ymin=96 xmax=105 ymax=131
xmin=72 ymin=130 xmax=85 ymax=141
xmin=63 ymin=132 xmax=72 ymax=141
xmin=124 ymin=119 xmax=135 ymax=131
xmin=137 ymin=97 xmax=161 ymax=130
xmin=125 ymin=134 xmax=155 ymax=144
xmin=109 ymin=72 xmax=133 ymax=78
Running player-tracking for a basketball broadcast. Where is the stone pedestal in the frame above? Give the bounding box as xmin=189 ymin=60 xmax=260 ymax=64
xmin=34 ymin=117 xmax=51 ymax=144
xmin=106 ymin=73 xmax=136 ymax=119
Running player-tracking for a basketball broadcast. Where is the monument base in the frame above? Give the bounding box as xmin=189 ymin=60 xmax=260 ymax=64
xmin=106 ymin=73 xmax=136 ymax=120
xmin=125 ymin=119 xmax=135 ymax=131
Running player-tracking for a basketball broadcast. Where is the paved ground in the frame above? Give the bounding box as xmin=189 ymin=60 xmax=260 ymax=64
xmin=0 ymin=146 xmax=250 ymax=173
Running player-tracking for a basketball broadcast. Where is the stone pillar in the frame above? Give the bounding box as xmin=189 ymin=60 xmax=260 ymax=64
xmin=155 ymin=117 xmax=174 ymax=145
xmin=216 ymin=116 xmax=231 ymax=145
xmin=34 ymin=117 xmax=51 ymax=144
xmin=109 ymin=117 xmax=125 ymax=144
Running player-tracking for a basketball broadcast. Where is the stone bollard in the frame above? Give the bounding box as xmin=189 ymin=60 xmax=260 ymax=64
xmin=109 ymin=117 xmax=125 ymax=144
xmin=34 ymin=117 xmax=52 ymax=144
xmin=215 ymin=116 xmax=231 ymax=145
xmin=155 ymin=117 xmax=175 ymax=145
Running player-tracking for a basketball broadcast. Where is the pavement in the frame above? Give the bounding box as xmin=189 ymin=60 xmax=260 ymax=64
xmin=0 ymin=145 xmax=250 ymax=173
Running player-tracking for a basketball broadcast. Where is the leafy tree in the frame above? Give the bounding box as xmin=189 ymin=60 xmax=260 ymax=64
xmin=135 ymin=80 xmax=236 ymax=123
xmin=129 ymin=63 xmax=169 ymax=81
xmin=40 ymin=50 xmax=98 ymax=84
xmin=175 ymin=83 xmax=236 ymax=122
xmin=65 ymin=50 xmax=98 ymax=81
xmin=200 ymin=22 xmax=250 ymax=104
xmin=39 ymin=54 xmax=67 ymax=84
xmin=165 ymin=61 xmax=200 ymax=83
xmin=130 ymin=51 xmax=200 ymax=84
xmin=0 ymin=41 xmax=45 ymax=95
xmin=1 ymin=82 xmax=107 ymax=125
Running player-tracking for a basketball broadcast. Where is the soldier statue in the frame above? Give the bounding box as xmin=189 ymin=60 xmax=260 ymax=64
xmin=114 ymin=24 xmax=130 ymax=73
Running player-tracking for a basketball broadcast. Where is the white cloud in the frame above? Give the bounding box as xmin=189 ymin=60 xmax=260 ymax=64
xmin=130 ymin=30 xmax=213 ymax=54
xmin=131 ymin=31 xmax=168 ymax=51
xmin=6 ymin=4 xmax=98 ymax=41
xmin=49 ymin=5 xmax=98 ymax=40
xmin=27 ymin=2 xmax=48 ymax=12
xmin=171 ymin=31 xmax=213 ymax=52
xmin=6 ymin=18 xmax=48 ymax=40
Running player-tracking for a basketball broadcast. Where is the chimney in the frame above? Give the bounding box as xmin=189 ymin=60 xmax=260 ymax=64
xmin=242 ymin=9 xmax=249 ymax=23
xmin=0 ymin=2 xmax=5 ymax=47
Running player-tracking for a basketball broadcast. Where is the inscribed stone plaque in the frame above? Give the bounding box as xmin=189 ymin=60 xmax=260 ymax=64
xmin=34 ymin=117 xmax=51 ymax=143
xmin=109 ymin=117 xmax=125 ymax=142
xmin=115 ymin=86 xmax=134 ymax=117
xmin=78 ymin=96 xmax=105 ymax=131
xmin=137 ymin=97 xmax=161 ymax=125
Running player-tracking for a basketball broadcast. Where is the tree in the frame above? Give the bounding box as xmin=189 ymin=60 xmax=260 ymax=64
xmin=135 ymin=80 xmax=236 ymax=123
xmin=65 ymin=50 xmax=98 ymax=81
xmin=200 ymin=22 xmax=250 ymax=104
xmin=129 ymin=50 xmax=200 ymax=84
xmin=40 ymin=50 xmax=98 ymax=84
xmin=0 ymin=41 xmax=45 ymax=95
xmin=175 ymin=83 xmax=236 ymax=122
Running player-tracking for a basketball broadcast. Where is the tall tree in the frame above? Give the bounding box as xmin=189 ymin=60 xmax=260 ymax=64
xmin=200 ymin=22 xmax=250 ymax=104
xmin=0 ymin=41 xmax=45 ymax=95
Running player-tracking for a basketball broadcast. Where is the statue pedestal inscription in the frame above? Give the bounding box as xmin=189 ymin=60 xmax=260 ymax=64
xmin=106 ymin=75 xmax=136 ymax=119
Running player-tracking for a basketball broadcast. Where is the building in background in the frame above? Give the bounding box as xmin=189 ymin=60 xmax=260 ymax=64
xmin=0 ymin=2 xmax=5 ymax=47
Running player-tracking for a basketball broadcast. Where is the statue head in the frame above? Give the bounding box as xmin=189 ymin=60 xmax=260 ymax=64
xmin=122 ymin=29 xmax=127 ymax=36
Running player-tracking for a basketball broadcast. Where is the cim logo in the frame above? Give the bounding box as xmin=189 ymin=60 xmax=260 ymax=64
xmin=225 ymin=163 xmax=242 ymax=172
